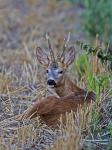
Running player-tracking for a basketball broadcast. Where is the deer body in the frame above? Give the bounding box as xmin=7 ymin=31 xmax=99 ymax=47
xmin=18 ymin=33 xmax=95 ymax=127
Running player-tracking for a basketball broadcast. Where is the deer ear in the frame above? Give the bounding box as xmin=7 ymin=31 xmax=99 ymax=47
xmin=36 ymin=47 xmax=49 ymax=66
xmin=63 ymin=46 xmax=75 ymax=67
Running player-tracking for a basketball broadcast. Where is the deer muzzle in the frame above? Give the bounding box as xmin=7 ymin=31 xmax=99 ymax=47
xmin=47 ymin=79 xmax=56 ymax=87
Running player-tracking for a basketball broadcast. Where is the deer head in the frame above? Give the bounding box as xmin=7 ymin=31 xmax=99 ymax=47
xmin=36 ymin=33 xmax=75 ymax=88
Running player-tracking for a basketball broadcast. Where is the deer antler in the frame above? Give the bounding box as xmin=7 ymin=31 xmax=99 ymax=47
xmin=45 ymin=32 xmax=55 ymax=62
xmin=58 ymin=32 xmax=71 ymax=60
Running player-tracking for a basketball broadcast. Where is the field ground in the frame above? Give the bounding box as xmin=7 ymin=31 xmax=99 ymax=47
xmin=0 ymin=0 xmax=112 ymax=150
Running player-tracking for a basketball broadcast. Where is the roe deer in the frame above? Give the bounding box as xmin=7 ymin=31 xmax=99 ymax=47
xmin=18 ymin=33 xmax=95 ymax=127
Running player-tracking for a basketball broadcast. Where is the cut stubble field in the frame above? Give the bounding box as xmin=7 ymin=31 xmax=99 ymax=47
xmin=0 ymin=0 xmax=112 ymax=150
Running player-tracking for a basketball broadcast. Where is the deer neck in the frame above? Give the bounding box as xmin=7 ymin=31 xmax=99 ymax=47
xmin=54 ymin=75 xmax=81 ymax=97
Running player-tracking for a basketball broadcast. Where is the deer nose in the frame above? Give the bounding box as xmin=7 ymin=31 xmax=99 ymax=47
xmin=47 ymin=79 xmax=56 ymax=86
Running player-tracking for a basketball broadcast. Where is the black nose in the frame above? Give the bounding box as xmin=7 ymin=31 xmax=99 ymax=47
xmin=47 ymin=79 xmax=56 ymax=86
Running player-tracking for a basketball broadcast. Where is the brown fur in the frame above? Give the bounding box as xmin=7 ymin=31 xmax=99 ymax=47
xmin=17 ymin=76 xmax=95 ymax=127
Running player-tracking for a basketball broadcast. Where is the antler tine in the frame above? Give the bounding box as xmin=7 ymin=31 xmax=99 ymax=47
xmin=45 ymin=32 xmax=55 ymax=62
xmin=64 ymin=32 xmax=71 ymax=48
xmin=58 ymin=32 xmax=71 ymax=59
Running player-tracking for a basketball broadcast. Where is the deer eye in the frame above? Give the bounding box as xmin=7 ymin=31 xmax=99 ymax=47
xmin=58 ymin=70 xmax=63 ymax=74
xmin=46 ymin=70 xmax=49 ymax=73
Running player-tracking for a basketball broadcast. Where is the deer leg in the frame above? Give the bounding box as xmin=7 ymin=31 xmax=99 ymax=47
xmin=17 ymin=96 xmax=59 ymax=121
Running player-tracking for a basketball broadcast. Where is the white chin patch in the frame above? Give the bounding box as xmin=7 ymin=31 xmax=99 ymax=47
xmin=48 ymin=85 xmax=55 ymax=88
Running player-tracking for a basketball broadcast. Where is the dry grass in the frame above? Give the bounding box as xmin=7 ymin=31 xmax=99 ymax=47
xmin=0 ymin=1 xmax=83 ymax=149
xmin=47 ymin=104 xmax=93 ymax=150
xmin=0 ymin=0 xmax=111 ymax=150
